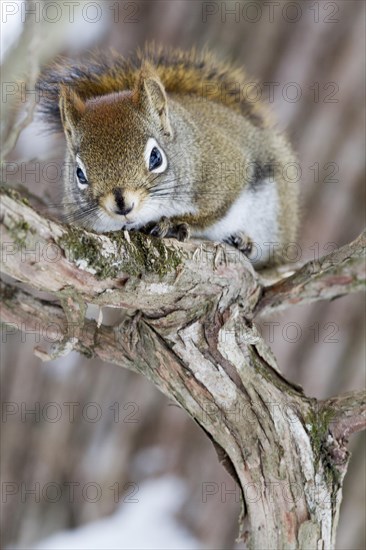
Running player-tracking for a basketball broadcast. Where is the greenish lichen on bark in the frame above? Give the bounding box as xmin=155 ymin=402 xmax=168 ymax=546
xmin=57 ymin=226 xmax=123 ymax=279
xmin=0 ymin=184 xmax=30 ymax=205
xmin=306 ymin=407 xmax=335 ymax=457
xmin=305 ymin=406 xmax=344 ymax=485
xmin=7 ymin=219 xmax=32 ymax=247
xmin=111 ymin=230 xmax=186 ymax=277
xmin=57 ymin=225 xmax=184 ymax=279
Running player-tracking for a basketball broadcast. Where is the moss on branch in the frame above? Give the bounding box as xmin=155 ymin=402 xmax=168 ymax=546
xmin=58 ymin=225 xmax=184 ymax=279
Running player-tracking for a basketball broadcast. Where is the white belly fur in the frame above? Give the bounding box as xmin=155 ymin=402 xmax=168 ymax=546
xmin=193 ymin=178 xmax=279 ymax=265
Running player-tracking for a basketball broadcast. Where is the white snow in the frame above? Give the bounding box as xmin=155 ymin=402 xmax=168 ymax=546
xmin=32 ymin=476 xmax=203 ymax=550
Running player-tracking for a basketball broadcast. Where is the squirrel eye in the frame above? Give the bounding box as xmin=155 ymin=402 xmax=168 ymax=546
xmin=149 ymin=147 xmax=163 ymax=171
xmin=76 ymin=166 xmax=88 ymax=187
xmin=144 ymin=138 xmax=167 ymax=173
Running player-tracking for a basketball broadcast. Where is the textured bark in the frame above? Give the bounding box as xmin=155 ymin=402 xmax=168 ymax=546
xmin=254 ymin=230 xmax=366 ymax=316
xmin=1 ymin=189 xmax=365 ymax=549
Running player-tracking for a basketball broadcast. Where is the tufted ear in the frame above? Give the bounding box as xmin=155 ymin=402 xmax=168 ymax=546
xmin=133 ymin=65 xmax=172 ymax=138
xmin=59 ymin=84 xmax=86 ymax=148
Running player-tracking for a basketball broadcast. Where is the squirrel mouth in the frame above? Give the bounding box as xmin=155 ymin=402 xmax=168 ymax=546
xmin=104 ymin=209 xmax=134 ymax=223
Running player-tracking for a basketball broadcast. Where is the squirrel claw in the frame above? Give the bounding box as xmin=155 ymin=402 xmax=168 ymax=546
xmin=225 ymin=232 xmax=253 ymax=255
xmin=141 ymin=218 xmax=190 ymax=242
xmin=149 ymin=217 xmax=171 ymax=238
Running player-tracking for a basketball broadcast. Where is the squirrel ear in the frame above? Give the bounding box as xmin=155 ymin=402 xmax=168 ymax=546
xmin=59 ymin=84 xmax=85 ymax=145
xmin=133 ymin=66 xmax=172 ymax=138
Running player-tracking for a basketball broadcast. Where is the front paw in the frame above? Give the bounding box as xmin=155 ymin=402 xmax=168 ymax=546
xmin=173 ymin=222 xmax=190 ymax=242
xmin=142 ymin=217 xmax=191 ymax=242
xmin=224 ymin=232 xmax=253 ymax=255
xmin=147 ymin=217 xmax=172 ymax=239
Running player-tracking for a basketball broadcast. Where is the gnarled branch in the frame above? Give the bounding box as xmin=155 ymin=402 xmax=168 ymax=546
xmin=1 ymin=188 xmax=365 ymax=549
xmin=254 ymin=230 xmax=366 ymax=316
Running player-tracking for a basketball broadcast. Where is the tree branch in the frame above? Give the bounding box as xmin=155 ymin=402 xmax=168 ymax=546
xmin=325 ymin=391 xmax=366 ymax=441
xmin=1 ymin=189 xmax=364 ymax=315
xmin=0 ymin=188 xmax=260 ymax=311
xmin=254 ymin=230 xmax=366 ymax=316
xmin=1 ymin=187 xmax=365 ymax=549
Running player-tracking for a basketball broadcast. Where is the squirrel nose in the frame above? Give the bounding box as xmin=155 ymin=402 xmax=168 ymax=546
xmin=113 ymin=188 xmax=134 ymax=216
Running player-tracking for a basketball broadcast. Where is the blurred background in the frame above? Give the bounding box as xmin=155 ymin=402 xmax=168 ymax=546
xmin=1 ymin=1 xmax=365 ymax=548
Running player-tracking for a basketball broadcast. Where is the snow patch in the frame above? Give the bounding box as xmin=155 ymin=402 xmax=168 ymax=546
xmin=31 ymin=476 xmax=202 ymax=550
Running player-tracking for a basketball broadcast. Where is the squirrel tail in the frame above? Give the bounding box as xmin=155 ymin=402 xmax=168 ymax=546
xmin=36 ymin=43 xmax=269 ymax=131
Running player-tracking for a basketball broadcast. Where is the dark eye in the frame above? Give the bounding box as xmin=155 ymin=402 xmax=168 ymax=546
xmin=149 ymin=147 xmax=163 ymax=171
xmin=76 ymin=167 xmax=88 ymax=185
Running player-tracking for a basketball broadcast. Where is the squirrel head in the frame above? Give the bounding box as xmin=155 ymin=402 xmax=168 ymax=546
xmin=59 ymin=65 xmax=182 ymax=232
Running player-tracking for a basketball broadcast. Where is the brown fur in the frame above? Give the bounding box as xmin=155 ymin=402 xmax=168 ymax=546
xmin=37 ymin=44 xmax=269 ymax=130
